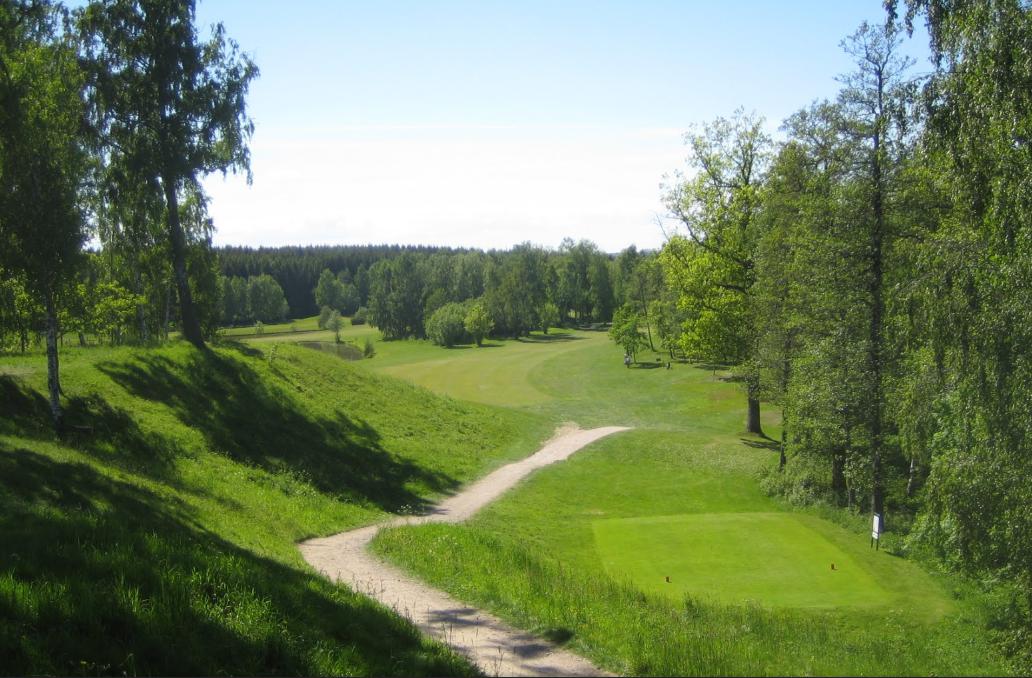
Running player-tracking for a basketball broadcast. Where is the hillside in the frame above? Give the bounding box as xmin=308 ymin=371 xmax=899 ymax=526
xmin=0 ymin=341 xmax=552 ymax=675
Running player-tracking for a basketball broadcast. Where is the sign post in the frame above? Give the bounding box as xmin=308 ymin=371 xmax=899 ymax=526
xmin=871 ymin=513 xmax=882 ymax=550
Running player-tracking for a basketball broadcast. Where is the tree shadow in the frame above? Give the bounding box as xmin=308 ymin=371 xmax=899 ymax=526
xmin=0 ymin=376 xmax=50 ymax=438
xmin=96 ymin=348 xmax=456 ymax=512
xmin=518 ymin=332 xmax=583 ymax=343
xmin=693 ymin=363 xmax=731 ymax=372
xmin=0 ymin=444 xmax=473 ymax=676
xmin=740 ymin=438 xmax=781 ymax=451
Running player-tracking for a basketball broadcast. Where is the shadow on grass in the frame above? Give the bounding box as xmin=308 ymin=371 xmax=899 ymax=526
xmin=693 ymin=363 xmax=732 ymax=373
xmin=517 ymin=332 xmax=583 ymax=343
xmin=740 ymin=438 xmax=781 ymax=451
xmin=94 ymin=347 xmax=456 ymax=513
xmin=0 ymin=444 xmax=473 ymax=677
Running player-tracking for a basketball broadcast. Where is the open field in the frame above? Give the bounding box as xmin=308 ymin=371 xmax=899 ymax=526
xmin=367 ymin=327 xmax=1008 ymax=675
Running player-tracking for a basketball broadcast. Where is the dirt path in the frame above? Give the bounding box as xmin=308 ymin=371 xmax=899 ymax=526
xmin=300 ymin=424 xmax=629 ymax=677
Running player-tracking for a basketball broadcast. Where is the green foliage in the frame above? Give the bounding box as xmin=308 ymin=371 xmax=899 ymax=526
xmin=362 ymin=335 xmax=376 ymax=358
xmin=246 ymin=274 xmax=289 ymax=324
xmin=326 ymin=310 xmax=343 ymax=343
xmin=538 ymin=301 xmax=560 ymax=334
xmin=79 ymin=0 xmax=259 ymax=346
xmin=367 ymin=254 xmax=425 ymax=340
xmin=351 ymin=306 xmax=368 ymax=325
xmin=313 ymin=268 xmax=345 ymax=311
xmin=463 ymin=301 xmax=493 ymax=347
xmin=91 ymin=282 xmax=142 ymax=345
xmin=608 ymin=304 xmax=648 ymax=362
xmin=425 ymin=302 xmax=470 ymax=348
xmin=317 ymin=304 xmax=333 ymax=330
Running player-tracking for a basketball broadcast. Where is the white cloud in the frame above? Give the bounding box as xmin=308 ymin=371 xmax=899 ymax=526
xmin=203 ymin=126 xmax=686 ymax=253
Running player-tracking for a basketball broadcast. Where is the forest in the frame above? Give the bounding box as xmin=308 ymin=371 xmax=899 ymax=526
xmin=0 ymin=0 xmax=1030 ymax=667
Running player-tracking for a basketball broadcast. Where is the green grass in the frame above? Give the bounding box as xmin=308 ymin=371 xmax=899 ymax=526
xmin=219 ymin=314 xmax=323 ymax=337
xmin=367 ymin=330 xmax=1009 ymax=675
xmin=593 ymin=513 xmax=889 ymax=609
xmin=0 ymin=340 xmax=552 ymax=675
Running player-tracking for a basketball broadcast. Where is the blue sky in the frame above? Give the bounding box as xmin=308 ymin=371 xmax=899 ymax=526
xmin=197 ymin=1 xmax=930 ymax=252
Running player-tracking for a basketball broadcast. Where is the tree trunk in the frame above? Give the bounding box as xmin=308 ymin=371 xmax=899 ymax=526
xmin=163 ymin=279 xmax=173 ymax=340
xmin=44 ymin=292 xmax=62 ymax=432
xmin=746 ymin=374 xmax=764 ymax=436
xmin=746 ymin=395 xmax=763 ymax=435
xmin=77 ymin=331 xmax=86 ymax=347
xmin=162 ymin=174 xmax=204 ymax=348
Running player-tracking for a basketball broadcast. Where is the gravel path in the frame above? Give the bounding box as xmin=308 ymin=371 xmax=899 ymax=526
xmin=300 ymin=424 xmax=629 ymax=677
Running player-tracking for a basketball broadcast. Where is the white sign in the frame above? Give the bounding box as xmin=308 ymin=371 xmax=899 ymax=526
xmin=872 ymin=513 xmax=882 ymax=539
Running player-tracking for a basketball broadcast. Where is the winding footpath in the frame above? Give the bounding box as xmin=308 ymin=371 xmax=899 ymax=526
xmin=300 ymin=424 xmax=629 ymax=677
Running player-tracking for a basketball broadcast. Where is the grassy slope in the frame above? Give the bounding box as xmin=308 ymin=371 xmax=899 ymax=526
xmin=368 ymin=332 xmax=1009 ymax=675
xmin=0 ymin=340 xmax=552 ymax=675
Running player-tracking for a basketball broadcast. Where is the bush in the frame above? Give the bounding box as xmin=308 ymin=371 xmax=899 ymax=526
xmin=426 ymin=302 xmax=470 ymax=348
xmin=363 ymin=336 xmax=376 ymax=358
xmin=351 ymin=307 xmax=368 ymax=325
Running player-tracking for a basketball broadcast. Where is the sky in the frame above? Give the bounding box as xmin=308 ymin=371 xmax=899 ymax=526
xmin=196 ymin=1 xmax=931 ymax=253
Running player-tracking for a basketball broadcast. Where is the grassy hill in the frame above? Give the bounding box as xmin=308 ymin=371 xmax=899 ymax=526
xmin=0 ymin=340 xmax=552 ymax=675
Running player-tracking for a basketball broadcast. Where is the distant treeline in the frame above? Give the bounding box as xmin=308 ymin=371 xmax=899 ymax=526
xmin=217 ymin=244 xmax=466 ymax=320
xmin=216 ymin=241 xmax=666 ymax=341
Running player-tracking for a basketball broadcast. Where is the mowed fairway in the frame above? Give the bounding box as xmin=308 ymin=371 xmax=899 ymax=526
xmin=594 ymin=513 xmax=889 ymax=609
xmin=371 ymin=333 xmax=599 ymax=407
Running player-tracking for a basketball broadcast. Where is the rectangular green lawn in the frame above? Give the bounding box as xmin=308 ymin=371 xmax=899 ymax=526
xmin=594 ymin=512 xmax=893 ymax=609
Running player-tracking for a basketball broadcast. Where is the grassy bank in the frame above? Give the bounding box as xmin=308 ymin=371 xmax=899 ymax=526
xmin=0 ymin=340 xmax=551 ymax=675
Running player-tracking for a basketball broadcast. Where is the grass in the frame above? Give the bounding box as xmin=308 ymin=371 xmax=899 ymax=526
xmin=0 ymin=339 xmax=553 ymax=675
xmin=593 ymin=512 xmax=890 ymax=609
xmin=366 ymin=328 xmax=1009 ymax=675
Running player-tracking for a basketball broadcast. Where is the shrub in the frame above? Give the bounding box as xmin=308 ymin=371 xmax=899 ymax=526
xmin=426 ymin=302 xmax=470 ymax=348
xmin=351 ymin=307 xmax=368 ymax=325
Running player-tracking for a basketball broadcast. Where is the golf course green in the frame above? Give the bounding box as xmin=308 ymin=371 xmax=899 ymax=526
xmin=593 ymin=512 xmax=888 ymax=609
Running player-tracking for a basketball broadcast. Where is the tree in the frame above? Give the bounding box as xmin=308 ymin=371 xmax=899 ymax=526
xmin=247 ymin=274 xmax=288 ymax=323
xmin=80 ymin=0 xmax=258 ymax=348
xmin=463 ymin=302 xmax=493 ymax=347
xmin=609 ymin=304 xmax=648 ymax=363
xmin=661 ymin=110 xmax=772 ymax=435
xmin=367 ymin=254 xmax=425 ymax=339
xmin=888 ymin=0 xmax=1032 ymax=645
xmin=0 ymin=2 xmax=91 ymax=428
xmin=314 ymin=268 xmax=345 ymax=311
xmin=539 ymin=302 xmax=560 ymax=334
xmin=325 ymin=309 xmax=342 ymax=343
xmin=837 ymin=20 xmax=916 ymax=522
